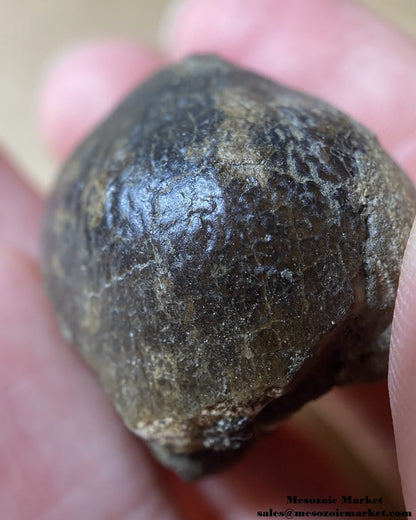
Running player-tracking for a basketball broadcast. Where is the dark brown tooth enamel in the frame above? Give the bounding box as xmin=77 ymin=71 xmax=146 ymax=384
xmin=42 ymin=54 xmax=416 ymax=479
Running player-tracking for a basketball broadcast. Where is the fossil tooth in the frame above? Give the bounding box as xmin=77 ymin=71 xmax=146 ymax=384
xmin=42 ymin=55 xmax=416 ymax=479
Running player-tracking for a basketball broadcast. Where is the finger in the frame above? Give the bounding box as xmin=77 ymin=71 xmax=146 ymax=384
xmin=0 ymin=248 xmax=183 ymax=519
xmin=308 ymin=383 xmax=402 ymax=505
xmin=38 ymin=41 xmax=164 ymax=161
xmin=163 ymin=0 xmax=416 ymax=177
xmin=183 ymin=423 xmax=353 ymax=519
xmin=0 ymin=150 xmax=42 ymax=259
xmin=184 ymin=398 xmax=401 ymax=518
xmin=389 ymin=219 xmax=416 ymax=510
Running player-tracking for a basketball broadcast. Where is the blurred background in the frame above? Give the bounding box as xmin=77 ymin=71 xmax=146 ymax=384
xmin=1 ymin=0 xmax=415 ymax=191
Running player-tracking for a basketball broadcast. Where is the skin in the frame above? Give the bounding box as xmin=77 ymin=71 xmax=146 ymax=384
xmin=1 ymin=0 xmax=415 ymax=517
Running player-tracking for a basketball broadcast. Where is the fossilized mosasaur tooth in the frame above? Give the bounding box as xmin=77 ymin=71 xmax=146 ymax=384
xmin=42 ymin=55 xmax=416 ymax=479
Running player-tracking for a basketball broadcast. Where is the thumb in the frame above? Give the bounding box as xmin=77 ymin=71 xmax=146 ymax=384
xmin=389 ymin=217 xmax=416 ymax=509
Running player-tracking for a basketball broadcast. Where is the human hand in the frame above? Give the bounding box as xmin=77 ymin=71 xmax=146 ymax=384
xmin=1 ymin=0 xmax=415 ymax=518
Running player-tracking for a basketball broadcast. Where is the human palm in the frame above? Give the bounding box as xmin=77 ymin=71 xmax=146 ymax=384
xmin=1 ymin=1 xmax=416 ymax=518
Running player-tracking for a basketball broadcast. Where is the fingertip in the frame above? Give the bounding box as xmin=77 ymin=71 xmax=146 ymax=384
xmin=389 ymin=218 xmax=416 ymax=509
xmin=38 ymin=41 xmax=163 ymax=161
